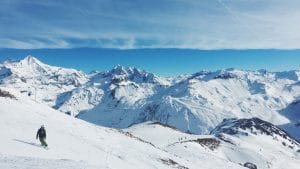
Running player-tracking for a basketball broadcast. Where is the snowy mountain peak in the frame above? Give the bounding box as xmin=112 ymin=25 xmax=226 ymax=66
xmin=111 ymin=65 xmax=129 ymax=75
xmin=3 ymin=55 xmax=50 ymax=76
xmin=101 ymin=65 xmax=159 ymax=84
xmin=109 ymin=65 xmax=145 ymax=76
xmin=20 ymin=55 xmax=42 ymax=65
xmin=7 ymin=56 xmax=49 ymax=73
xmin=0 ymin=56 xmax=88 ymax=107
xmin=187 ymin=68 xmax=249 ymax=81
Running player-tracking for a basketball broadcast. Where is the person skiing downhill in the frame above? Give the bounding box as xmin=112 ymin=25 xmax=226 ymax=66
xmin=36 ymin=125 xmax=48 ymax=147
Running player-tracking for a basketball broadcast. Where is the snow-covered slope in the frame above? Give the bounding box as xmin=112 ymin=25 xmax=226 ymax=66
xmin=279 ymin=98 xmax=300 ymax=140
xmin=4 ymin=86 xmax=297 ymax=169
xmin=1 ymin=87 xmax=215 ymax=169
xmin=126 ymin=119 xmax=300 ymax=169
xmin=56 ymin=65 xmax=170 ymax=116
xmin=210 ymin=117 xmax=300 ymax=169
xmin=79 ymin=68 xmax=300 ymax=139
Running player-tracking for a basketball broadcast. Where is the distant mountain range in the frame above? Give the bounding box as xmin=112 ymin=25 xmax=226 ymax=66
xmin=1 ymin=56 xmax=299 ymax=139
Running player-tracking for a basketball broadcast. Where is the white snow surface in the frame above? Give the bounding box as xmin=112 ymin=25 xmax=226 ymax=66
xmin=3 ymin=88 xmax=298 ymax=169
xmin=126 ymin=121 xmax=300 ymax=169
xmin=0 ymin=87 xmax=210 ymax=169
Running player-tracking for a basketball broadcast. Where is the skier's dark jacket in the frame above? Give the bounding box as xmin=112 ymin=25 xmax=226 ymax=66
xmin=36 ymin=127 xmax=46 ymax=139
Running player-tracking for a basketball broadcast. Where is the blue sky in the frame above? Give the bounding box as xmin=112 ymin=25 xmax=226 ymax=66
xmin=0 ymin=49 xmax=299 ymax=76
xmin=1 ymin=0 xmax=300 ymax=49
xmin=0 ymin=1 xmax=299 ymax=75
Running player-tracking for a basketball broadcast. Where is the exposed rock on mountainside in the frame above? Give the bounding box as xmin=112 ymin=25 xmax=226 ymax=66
xmin=211 ymin=117 xmax=300 ymax=148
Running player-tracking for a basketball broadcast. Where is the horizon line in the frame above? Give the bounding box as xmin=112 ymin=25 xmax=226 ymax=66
xmin=1 ymin=55 xmax=299 ymax=78
xmin=1 ymin=48 xmax=299 ymax=76
xmin=2 ymin=47 xmax=300 ymax=51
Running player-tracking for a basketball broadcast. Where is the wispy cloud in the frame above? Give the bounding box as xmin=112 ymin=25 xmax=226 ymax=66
xmin=0 ymin=0 xmax=300 ymax=49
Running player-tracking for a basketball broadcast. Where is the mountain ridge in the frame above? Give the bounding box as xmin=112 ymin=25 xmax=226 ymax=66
xmin=1 ymin=56 xmax=299 ymax=139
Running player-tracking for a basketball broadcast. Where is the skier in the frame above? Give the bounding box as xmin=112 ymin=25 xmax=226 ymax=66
xmin=36 ymin=125 xmax=48 ymax=147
